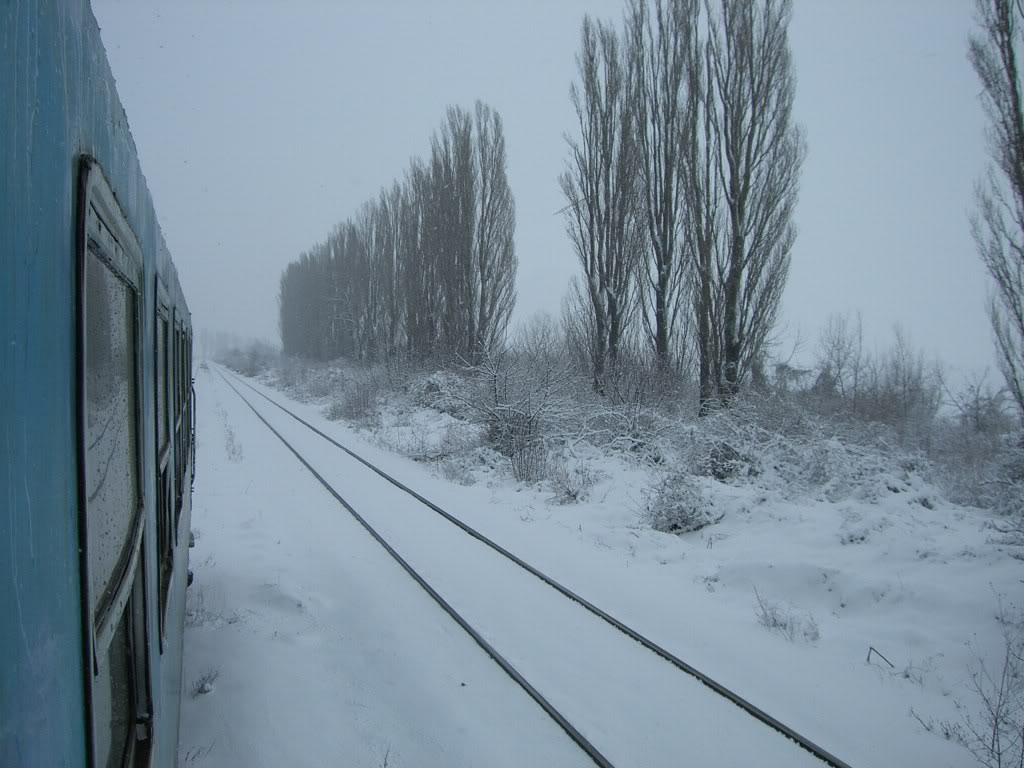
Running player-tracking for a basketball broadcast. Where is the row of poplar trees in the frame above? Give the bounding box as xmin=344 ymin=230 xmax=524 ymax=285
xmin=562 ymin=0 xmax=804 ymax=409
xmin=279 ymin=101 xmax=517 ymax=364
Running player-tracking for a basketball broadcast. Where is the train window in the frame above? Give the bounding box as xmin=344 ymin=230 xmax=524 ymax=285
xmin=171 ymin=328 xmax=177 ymax=418
xmin=93 ymin=569 xmax=147 ymax=768
xmin=186 ymin=331 xmax=195 ymax=486
xmin=156 ymin=301 xmax=172 ymax=628
xmin=156 ymin=465 xmax=172 ymax=628
xmin=84 ymin=250 xmax=139 ymax=623
xmin=174 ymin=326 xmax=181 ymax=428
xmin=156 ymin=313 xmax=168 ymax=453
xmin=170 ymin=324 xmax=190 ymax=530
xmin=156 ymin=306 xmax=173 ymax=631
xmin=177 ymin=327 xmax=184 ymax=415
xmin=78 ymin=157 xmax=152 ymax=766
xmin=187 ymin=333 xmax=193 ymax=461
xmin=181 ymin=331 xmax=186 ymax=416
xmin=94 ymin=603 xmax=132 ymax=767
xmin=181 ymin=338 xmax=187 ymax=423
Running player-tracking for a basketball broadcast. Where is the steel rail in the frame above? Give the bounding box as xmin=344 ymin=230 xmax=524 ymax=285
xmin=215 ymin=368 xmax=615 ymax=768
xmin=221 ymin=365 xmax=853 ymax=768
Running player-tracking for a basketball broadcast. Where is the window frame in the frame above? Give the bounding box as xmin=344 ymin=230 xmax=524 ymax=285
xmin=155 ymin=290 xmax=170 ymax=465
xmin=154 ymin=285 xmax=174 ymax=644
xmin=172 ymin=316 xmax=187 ymax=532
xmin=75 ymin=155 xmax=153 ymax=768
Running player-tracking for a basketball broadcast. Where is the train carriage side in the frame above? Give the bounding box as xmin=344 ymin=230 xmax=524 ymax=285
xmin=2 ymin=3 xmax=194 ymax=767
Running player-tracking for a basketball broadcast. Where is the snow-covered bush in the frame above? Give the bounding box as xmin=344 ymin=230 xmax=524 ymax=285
xmin=567 ymin=388 xmax=673 ymax=462
xmin=407 ymin=370 xmax=473 ymax=418
xmin=640 ymin=470 xmax=720 ymax=534
xmin=273 ymin=355 xmax=310 ymax=390
xmin=506 ymin=422 xmax=548 ymax=483
xmin=547 ymin=457 xmax=597 ymax=504
xmin=374 ymin=419 xmax=434 ymax=460
xmin=459 ymin=349 xmax=576 ymax=483
xmin=592 ymin=362 xmax=678 ymax=456
xmin=988 ymin=442 xmax=1024 ymax=513
xmin=678 ymin=399 xmax=773 ymax=481
xmin=305 ymin=370 xmax=334 ymax=399
xmin=255 ymin=339 xmax=1022 ymax=529
xmin=436 ymin=421 xmax=482 ymax=459
xmin=675 ymin=391 xmax=932 ymax=503
xmin=439 ymin=457 xmax=476 ymax=486
xmin=910 ymin=371 xmax=1018 ymax=510
xmin=987 ymin=446 xmax=1024 ymax=549
xmin=324 ymin=399 xmax=346 ymax=421
xmin=341 ymin=369 xmax=382 ymax=422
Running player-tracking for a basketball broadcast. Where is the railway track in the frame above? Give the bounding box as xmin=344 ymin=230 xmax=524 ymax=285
xmin=215 ymin=367 xmax=612 ymax=767
xmin=215 ymin=365 xmax=852 ymax=768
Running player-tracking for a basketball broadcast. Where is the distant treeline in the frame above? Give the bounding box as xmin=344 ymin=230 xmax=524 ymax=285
xmin=279 ymin=101 xmax=516 ymax=363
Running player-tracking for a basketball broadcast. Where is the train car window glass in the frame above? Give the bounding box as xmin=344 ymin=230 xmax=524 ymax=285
xmin=156 ymin=286 xmax=173 ymax=627
xmin=91 ymin=560 xmax=150 ymax=768
xmin=180 ymin=330 xmax=186 ymax=418
xmin=178 ymin=325 xmax=186 ymax=493
xmin=177 ymin=328 xmax=183 ymax=416
xmin=187 ymin=333 xmax=195 ymax=485
xmin=185 ymin=334 xmax=192 ymax=465
xmin=156 ymin=314 xmax=168 ymax=452
xmin=171 ymin=329 xmax=176 ymax=421
xmin=93 ymin=599 xmax=133 ymax=768
xmin=84 ymin=250 xmax=139 ymax=625
xmin=172 ymin=326 xmax=183 ymax=530
xmin=175 ymin=328 xmax=181 ymax=423
xmin=157 ymin=465 xmax=172 ymax=633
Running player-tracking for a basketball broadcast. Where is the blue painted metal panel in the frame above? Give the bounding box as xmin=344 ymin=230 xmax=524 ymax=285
xmin=1 ymin=2 xmax=191 ymax=766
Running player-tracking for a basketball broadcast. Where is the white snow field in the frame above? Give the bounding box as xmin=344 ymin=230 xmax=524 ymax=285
xmin=183 ymin=363 xmax=1022 ymax=767
xmin=181 ymin=365 xmax=595 ymax=768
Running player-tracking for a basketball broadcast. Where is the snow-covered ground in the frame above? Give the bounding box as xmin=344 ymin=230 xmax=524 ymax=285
xmin=181 ymin=365 xmax=596 ymax=767
xmin=183 ymin=361 xmax=1022 ymax=767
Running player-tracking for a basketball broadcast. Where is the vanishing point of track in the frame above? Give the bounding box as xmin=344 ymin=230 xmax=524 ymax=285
xmin=215 ymin=365 xmax=852 ymax=768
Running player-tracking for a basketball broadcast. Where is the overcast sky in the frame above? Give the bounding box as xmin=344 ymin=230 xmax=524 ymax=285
xmin=93 ymin=0 xmax=994 ymax=379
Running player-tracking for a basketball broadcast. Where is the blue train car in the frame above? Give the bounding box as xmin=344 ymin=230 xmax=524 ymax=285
xmin=1 ymin=3 xmax=195 ymax=766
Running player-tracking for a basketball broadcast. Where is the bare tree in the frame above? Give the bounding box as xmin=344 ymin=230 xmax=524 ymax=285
xmin=279 ymin=254 xmax=322 ymax=358
xmin=947 ymin=369 xmax=1011 ymax=435
xmin=356 ymin=202 xmax=385 ymax=359
xmin=627 ymin=0 xmax=697 ymax=370
xmin=472 ymin=101 xmax=517 ymax=359
xmin=971 ymin=0 xmax=1024 ymax=424
xmin=375 ymin=183 xmax=405 ymax=358
xmin=681 ymin=4 xmax=723 ymax=409
xmin=704 ymin=0 xmax=804 ymax=402
xmin=955 ymin=602 xmax=1024 ymax=768
xmin=562 ymin=16 xmax=644 ymax=393
xmin=429 ymin=106 xmax=477 ymax=360
xmin=814 ymin=312 xmax=866 ymax=408
xmin=401 ymin=160 xmax=438 ymax=359
xmin=278 ymin=102 xmax=517 ymax=366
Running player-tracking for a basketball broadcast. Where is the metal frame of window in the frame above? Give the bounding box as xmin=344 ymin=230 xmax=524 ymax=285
xmin=187 ymin=329 xmax=195 ymax=487
xmin=172 ymin=317 xmax=190 ymax=534
xmin=189 ymin=338 xmax=197 ymax=488
xmin=75 ymin=155 xmax=153 ymax=768
xmin=155 ymin=281 xmax=173 ymax=648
